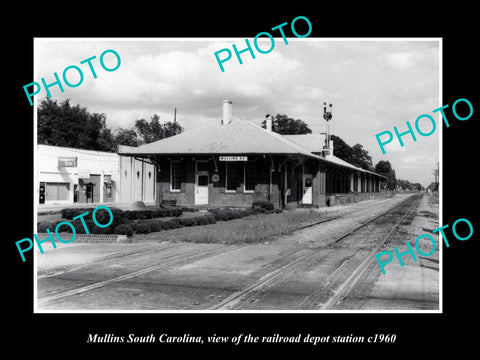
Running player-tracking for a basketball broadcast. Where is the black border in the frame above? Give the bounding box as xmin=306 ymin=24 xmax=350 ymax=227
xmin=7 ymin=5 xmax=478 ymax=355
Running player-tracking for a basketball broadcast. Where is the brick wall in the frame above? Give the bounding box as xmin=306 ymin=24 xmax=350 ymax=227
xmin=157 ymin=156 xmax=277 ymax=208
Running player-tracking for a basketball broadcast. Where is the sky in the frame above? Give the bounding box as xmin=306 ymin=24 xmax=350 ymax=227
xmin=34 ymin=38 xmax=441 ymax=187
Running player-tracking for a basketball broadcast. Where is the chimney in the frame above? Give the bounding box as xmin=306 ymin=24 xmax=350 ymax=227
xmin=265 ymin=114 xmax=272 ymax=131
xmin=323 ymin=139 xmax=334 ymax=157
xmin=222 ymin=99 xmax=232 ymax=124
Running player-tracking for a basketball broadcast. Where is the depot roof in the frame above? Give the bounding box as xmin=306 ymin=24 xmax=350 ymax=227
xmin=118 ymin=117 xmax=387 ymax=178
xmin=118 ymin=117 xmax=318 ymax=158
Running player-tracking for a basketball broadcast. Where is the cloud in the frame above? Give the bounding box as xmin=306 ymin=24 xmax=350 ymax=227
xmin=34 ymin=38 xmax=440 ymax=187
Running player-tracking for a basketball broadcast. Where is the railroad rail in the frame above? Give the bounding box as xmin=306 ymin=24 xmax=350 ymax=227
xmin=37 ymin=193 xmax=423 ymax=310
xmin=211 ymin=193 xmax=423 ymax=310
xmin=36 ymin=243 xmax=246 ymax=307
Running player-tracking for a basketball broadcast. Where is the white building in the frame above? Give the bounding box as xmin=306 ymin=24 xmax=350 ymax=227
xmin=37 ymin=144 xmax=156 ymax=206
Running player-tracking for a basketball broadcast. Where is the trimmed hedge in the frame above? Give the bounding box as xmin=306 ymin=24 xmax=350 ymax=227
xmin=37 ymin=222 xmax=54 ymax=233
xmin=252 ymin=200 xmax=275 ymax=211
xmin=179 ymin=217 xmax=197 ymax=227
xmin=135 ymin=223 xmax=152 ymax=234
xmin=61 ymin=208 xmax=93 ymax=219
xmin=163 ymin=220 xmax=179 ymax=229
xmin=204 ymin=214 xmax=216 ymax=224
xmin=40 ymin=205 xmax=276 ymax=238
xmin=213 ymin=211 xmax=229 ymax=222
xmin=144 ymin=220 xmax=162 ymax=232
xmin=114 ymin=224 xmax=134 ymax=237
xmin=62 ymin=207 xmax=184 ymax=221
xmin=124 ymin=208 xmax=183 ymax=220
xmin=195 ymin=216 xmax=210 ymax=226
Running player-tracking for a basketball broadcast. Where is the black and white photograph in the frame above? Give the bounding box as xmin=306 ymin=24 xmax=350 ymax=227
xmin=33 ymin=38 xmax=441 ymax=312
xmin=7 ymin=6 xmax=478 ymax=355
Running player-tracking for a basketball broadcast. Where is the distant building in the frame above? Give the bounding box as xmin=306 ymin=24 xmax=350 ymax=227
xmin=118 ymin=100 xmax=387 ymax=209
xmin=37 ymin=144 xmax=155 ymax=206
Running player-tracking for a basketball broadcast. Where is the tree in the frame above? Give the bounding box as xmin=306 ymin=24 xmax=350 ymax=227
xmin=351 ymin=143 xmax=373 ymax=170
xmin=261 ymin=114 xmax=312 ymax=135
xmin=375 ymin=160 xmax=396 ymax=190
xmin=162 ymin=121 xmax=183 ymax=138
xmin=38 ymin=98 xmax=114 ymax=152
xmin=330 ymin=134 xmax=354 ymax=163
xmin=134 ymin=114 xmax=183 ymax=144
xmin=112 ymin=128 xmax=142 ymax=148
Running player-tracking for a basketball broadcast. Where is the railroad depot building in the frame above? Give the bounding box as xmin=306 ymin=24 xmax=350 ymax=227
xmin=37 ymin=144 xmax=155 ymax=206
xmin=118 ymin=100 xmax=386 ymax=209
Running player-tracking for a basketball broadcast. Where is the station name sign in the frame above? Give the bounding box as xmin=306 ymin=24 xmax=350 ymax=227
xmin=219 ymin=156 xmax=248 ymax=161
xmin=58 ymin=156 xmax=77 ymax=167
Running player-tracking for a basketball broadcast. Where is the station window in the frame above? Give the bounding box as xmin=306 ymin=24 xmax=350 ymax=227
xmin=170 ymin=161 xmax=181 ymax=191
xmin=244 ymin=162 xmax=255 ymax=192
xmin=225 ymin=162 xmax=237 ymax=192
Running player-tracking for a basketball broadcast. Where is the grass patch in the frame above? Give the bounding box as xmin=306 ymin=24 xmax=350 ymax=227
xmin=133 ymin=209 xmax=333 ymax=244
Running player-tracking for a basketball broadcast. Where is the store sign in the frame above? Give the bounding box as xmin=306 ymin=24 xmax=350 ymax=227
xmin=77 ymin=168 xmax=90 ymax=179
xmin=219 ymin=156 xmax=248 ymax=161
xmin=58 ymin=156 xmax=77 ymax=167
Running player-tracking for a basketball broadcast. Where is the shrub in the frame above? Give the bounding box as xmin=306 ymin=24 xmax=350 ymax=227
xmin=152 ymin=209 xmax=164 ymax=218
xmin=163 ymin=220 xmax=178 ymax=229
xmin=195 ymin=216 xmax=210 ymax=226
xmin=252 ymin=200 xmax=269 ymax=208
xmin=223 ymin=209 xmax=235 ymax=220
xmin=114 ymin=224 xmax=134 ymax=237
xmin=145 ymin=220 xmax=162 ymax=232
xmin=162 ymin=209 xmax=171 ymax=217
xmin=180 ymin=217 xmax=197 ymax=227
xmin=135 ymin=223 xmax=152 ymax=234
xmin=129 ymin=222 xmax=138 ymax=232
xmin=242 ymin=208 xmax=255 ymax=217
xmin=124 ymin=210 xmax=137 ymax=220
xmin=90 ymin=225 xmax=113 ymax=234
xmin=37 ymin=222 xmax=53 ymax=233
xmin=93 ymin=207 xmax=125 ymax=229
xmin=60 ymin=208 xmax=71 ymax=219
xmin=233 ymin=210 xmax=245 ymax=219
xmin=61 ymin=208 xmax=93 ymax=220
xmin=136 ymin=210 xmax=152 ymax=220
xmin=158 ymin=221 xmax=170 ymax=230
xmin=170 ymin=218 xmax=184 ymax=228
xmin=51 ymin=220 xmax=74 ymax=233
xmin=213 ymin=210 xmax=229 ymax=221
xmin=265 ymin=203 xmax=275 ymax=211
xmin=132 ymin=200 xmax=146 ymax=208
xmin=75 ymin=219 xmax=96 ymax=234
xmin=204 ymin=214 xmax=216 ymax=224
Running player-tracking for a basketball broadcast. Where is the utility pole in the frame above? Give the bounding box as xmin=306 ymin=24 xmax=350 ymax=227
xmin=433 ymin=161 xmax=439 ymax=183
xmin=323 ymin=102 xmax=333 ymax=145
xmin=173 ymin=107 xmax=177 ymax=135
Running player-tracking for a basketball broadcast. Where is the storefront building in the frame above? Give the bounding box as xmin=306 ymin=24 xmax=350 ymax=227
xmin=37 ymin=145 xmax=155 ymax=206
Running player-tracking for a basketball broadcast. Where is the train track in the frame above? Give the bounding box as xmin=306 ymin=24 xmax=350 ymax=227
xmin=37 ymin=193 xmax=423 ymax=310
xmin=317 ymin=194 xmax=422 ymax=310
xmin=36 ymin=242 xmax=245 ymax=307
xmin=36 ymin=242 xmax=188 ymax=279
xmin=211 ymin=193 xmax=423 ymax=310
